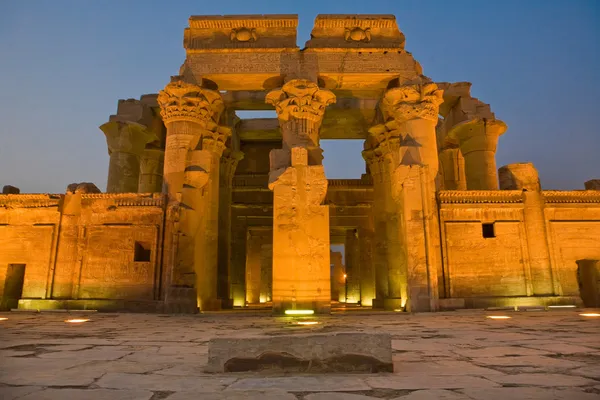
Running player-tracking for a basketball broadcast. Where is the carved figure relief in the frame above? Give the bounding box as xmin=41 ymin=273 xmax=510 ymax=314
xmin=230 ymin=27 xmax=258 ymax=42
xmin=345 ymin=27 xmax=371 ymax=42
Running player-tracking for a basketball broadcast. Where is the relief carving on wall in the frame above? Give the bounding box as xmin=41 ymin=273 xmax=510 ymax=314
xmin=230 ymin=27 xmax=258 ymax=42
xmin=345 ymin=27 xmax=371 ymax=42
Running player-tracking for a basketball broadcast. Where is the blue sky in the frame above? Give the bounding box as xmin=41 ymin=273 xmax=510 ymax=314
xmin=0 ymin=0 xmax=598 ymax=192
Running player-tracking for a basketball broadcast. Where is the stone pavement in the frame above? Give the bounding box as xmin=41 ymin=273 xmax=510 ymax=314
xmin=0 ymin=309 xmax=599 ymax=399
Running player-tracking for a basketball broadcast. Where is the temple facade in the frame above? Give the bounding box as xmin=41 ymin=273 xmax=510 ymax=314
xmin=1 ymin=14 xmax=599 ymax=313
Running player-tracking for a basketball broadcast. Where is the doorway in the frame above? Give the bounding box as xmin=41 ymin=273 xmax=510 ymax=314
xmin=577 ymin=259 xmax=600 ymax=308
xmin=1 ymin=264 xmax=26 ymax=310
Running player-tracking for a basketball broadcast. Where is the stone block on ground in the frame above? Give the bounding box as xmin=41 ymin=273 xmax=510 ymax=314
xmin=206 ymin=332 xmax=392 ymax=373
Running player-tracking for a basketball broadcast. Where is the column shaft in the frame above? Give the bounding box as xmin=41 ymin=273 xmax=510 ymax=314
xmin=259 ymin=243 xmax=273 ymax=303
xmin=245 ymin=234 xmax=263 ymax=304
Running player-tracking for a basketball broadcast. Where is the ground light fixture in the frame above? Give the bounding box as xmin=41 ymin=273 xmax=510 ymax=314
xmin=0 ymin=317 xmax=7 ymax=321
xmin=65 ymin=318 xmax=90 ymax=323
xmin=579 ymin=313 xmax=600 ymax=317
xmin=486 ymin=315 xmax=512 ymax=320
xmin=296 ymin=321 xmax=320 ymax=326
xmin=284 ymin=310 xmax=314 ymax=316
xmin=548 ymin=305 xmax=577 ymax=309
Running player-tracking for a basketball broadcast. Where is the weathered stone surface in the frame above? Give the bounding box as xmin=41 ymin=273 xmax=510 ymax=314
xmin=168 ymin=391 xmax=297 ymax=400
xmin=227 ymin=376 xmax=370 ymax=392
xmin=391 ymin=390 xmax=470 ymax=400
xmin=306 ymin=393 xmax=380 ymax=400
xmin=486 ymin=373 xmax=597 ymax=387
xmin=366 ymin=375 xmax=499 ymax=390
xmin=460 ymin=387 xmax=600 ymax=400
xmin=96 ymin=373 xmax=237 ymax=392
xmin=584 ymin=179 xmax=600 ymax=190
xmin=66 ymin=182 xmax=101 ymax=194
xmin=0 ymin=386 xmax=42 ymax=400
xmin=498 ymin=163 xmax=541 ymax=191
xmin=18 ymin=389 xmax=154 ymax=400
xmin=2 ymin=185 xmax=20 ymax=194
xmin=207 ymin=332 xmax=392 ymax=373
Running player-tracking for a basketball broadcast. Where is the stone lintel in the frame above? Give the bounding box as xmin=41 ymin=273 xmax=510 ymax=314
xmin=206 ymin=332 xmax=393 ymax=373
xmin=306 ymin=14 xmax=405 ymax=49
xmin=185 ymin=15 xmax=298 ymax=52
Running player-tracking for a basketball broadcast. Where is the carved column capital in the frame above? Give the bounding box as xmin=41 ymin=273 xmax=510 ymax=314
xmin=220 ymin=149 xmax=244 ymax=186
xmin=266 ymin=79 xmax=336 ymax=123
xmin=447 ymin=118 xmax=507 ymax=155
xmin=157 ymin=79 xmax=225 ymax=126
xmin=100 ymin=120 xmax=157 ymax=156
xmin=380 ymin=83 xmax=444 ymax=123
xmin=139 ymin=149 xmax=165 ymax=175
xmin=199 ymin=126 xmax=232 ymax=156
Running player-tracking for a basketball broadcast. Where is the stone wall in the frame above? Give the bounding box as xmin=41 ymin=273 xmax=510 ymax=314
xmin=438 ymin=190 xmax=600 ymax=306
xmin=0 ymin=193 xmax=165 ymax=311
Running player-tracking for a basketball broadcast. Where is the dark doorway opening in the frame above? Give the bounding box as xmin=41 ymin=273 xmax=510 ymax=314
xmin=134 ymin=242 xmax=152 ymax=262
xmin=1 ymin=264 xmax=26 ymax=310
xmin=577 ymin=259 xmax=600 ymax=307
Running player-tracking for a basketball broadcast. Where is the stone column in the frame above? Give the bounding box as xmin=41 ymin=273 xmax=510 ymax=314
xmin=217 ymin=149 xmax=243 ymax=308
xmin=158 ymin=78 xmax=230 ymax=311
xmin=100 ymin=120 xmax=156 ymax=193
xmin=245 ymin=232 xmax=263 ymax=305
xmin=438 ymin=147 xmax=466 ymax=190
xmin=499 ymin=163 xmax=554 ymax=295
xmin=260 ymin=243 xmax=273 ymax=303
xmin=230 ymin=222 xmax=247 ymax=307
xmin=345 ymin=229 xmax=361 ymax=304
xmin=358 ymin=225 xmax=376 ymax=307
xmin=366 ymin=82 xmax=444 ymax=311
xmin=448 ymin=118 xmax=507 ymax=190
xmin=138 ymin=149 xmax=164 ymax=193
xmin=330 ymin=252 xmax=345 ymax=302
xmin=266 ymin=79 xmax=336 ymax=314
xmin=392 ymin=165 xmax=440 ymax=312
xmin=363 ymin=151 xmax=390 ymax=308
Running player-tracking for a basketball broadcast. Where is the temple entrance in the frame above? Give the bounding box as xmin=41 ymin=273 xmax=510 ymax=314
xmin=577 ymin=259 xmax=600 ymax=307
xmin=243 ymin=228 xmax=272 ymax=308
xmin=1 ymin=264 xmax=26 ymax=311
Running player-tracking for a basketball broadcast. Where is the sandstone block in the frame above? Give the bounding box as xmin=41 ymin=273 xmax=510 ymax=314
xmin=498 ymin=163 xmax=541 ymax=191
xmin=2 ymin=185 xmax=20 ymax=194
xmin=585 ymin=179 xmax=600 ymax=190
xmin=206 ymin=332 xmax=393 ymax=373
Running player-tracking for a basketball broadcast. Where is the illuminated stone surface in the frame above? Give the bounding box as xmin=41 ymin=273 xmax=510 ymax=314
xmin=1 ymin=13 xmax=599 ymax=317
xmin=0 ymin=311 xmax=598 ymax=398
xmin=206 ymin=332 xmax=392 ymax=373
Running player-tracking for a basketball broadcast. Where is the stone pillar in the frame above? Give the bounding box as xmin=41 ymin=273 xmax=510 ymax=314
xmin=330 ymin=251 xmax=345 ymax=302
xmin=138 ymin=149 xmax=164 ymax=193
xmin=217 ymin=149 xmax=243 ymax=308
xmin=345 ymin=229 xmax=361 ymax=304
xmin=585 ymin=180 xmax=600 ymax=190
xmin=260 ymin=243 xmax=273 ymax=303
xmin=158 ymin=78 xmax=230 ymax=311
xmin=363 ymin=151 xmax=391 ymax=308
xmin=100 ymin=120 xmax=156 ymax=193
xmin=391 ymin=165 xmax=440 ymax=312
xmin=266 ymin=79 xmax=336 ymax=314
xmin=365 ymin=82 xmax=444 ymax=310
xmin=245 ymin=233 xmax=263 ymax=304
xmin=358 ymin=225 xmax=376 ymax=307
xmin=448 ymin=118 xmax=507 ymax=190
xmin=499 ymin=163 xmax=554 ymax=295
xmin=230 ymin=222 xmax=247 ymax=307
xmin=438 ymin=147 xmax=466 ymax=190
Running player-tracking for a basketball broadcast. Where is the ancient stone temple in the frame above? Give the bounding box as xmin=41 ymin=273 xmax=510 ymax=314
xmin=1 ymin=14 xmax=600 ymax=313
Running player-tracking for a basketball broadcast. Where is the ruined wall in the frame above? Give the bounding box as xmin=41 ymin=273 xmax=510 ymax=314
xmin=439 ymin=190 xmax=600 ymax=302
xmin=544 ymin=191 xmax=600 ymax=296
xmin=0 ymin=193 xmax=165 ymax=309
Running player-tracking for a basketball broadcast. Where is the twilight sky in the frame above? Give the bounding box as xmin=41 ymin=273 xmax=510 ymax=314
xmin=0 ymin=0 xmax=598 ymax=193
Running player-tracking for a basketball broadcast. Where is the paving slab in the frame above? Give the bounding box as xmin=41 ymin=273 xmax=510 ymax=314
xmin=207 ymin=332 xmax=392 ymax=373
xmin=391 ymin=389 xmax=470 ymax=400
xmin=96 ymin=372 xmax=237 ymax=392
xmin=452 ymin=346 xmax=551 ymax=357
xmin=470 ymin=355 xmax=585 ymax=368
xmin=366 ymin=375 xmax=499 ymax=390
xmin=305 ymin=393 xmax=380 ymax=400
xmin=393 ymin=360 xmax=503 ymax=376
xmin=486 ymin=373 xmax=598 ymax=387
xmin=37 ymin=349 xmax=131 ymax=361
xmin=167 ymin=390 xmax=298 ymax=400
xmin=18 ymin=388 xmax=154 ymax=400
xmin=460 ymin=387 xmax=600 ymax=400
xmin=226 ymin=376 xmax=371 ymax=392
xmin=520 ymin=343 xmax=600 ymax=354
xmin=0 ymin=386 xmax=43 ymax=400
